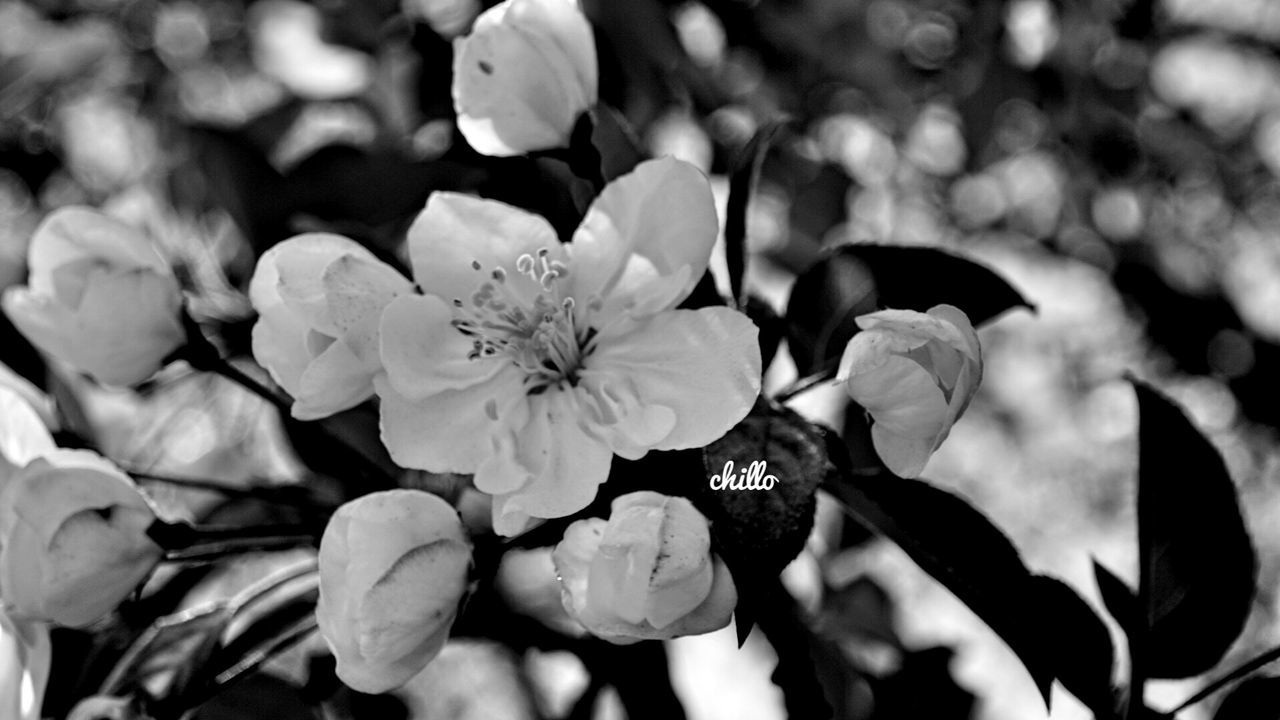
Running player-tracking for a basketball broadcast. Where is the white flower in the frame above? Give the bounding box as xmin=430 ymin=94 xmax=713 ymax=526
xmin=376 ymin=157 xmax=761 ymax=534
xmin=837 ymin=304 xmax=982 ymax=478
xmin=316 ymin=489 xmax=472 ymax=693
xmin=551 ymin=491 xmax=736 ymax=643
xmin=2 ymin=207 xmax=184 ymax=386
xmin=249 ymin=233 xmax=412 ymax=420
xmin=452 ymin=0 xmax=597 ymax=156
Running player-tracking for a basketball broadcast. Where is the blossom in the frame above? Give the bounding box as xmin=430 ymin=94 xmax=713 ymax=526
xmin=377 ymin=157 xmax=761 ymax=534
xmin=1 ymin=207 xmax=184 ymax=386
xmin=452 ymin=0 xmax=597 ymax=156
xmin=249 ymin=233 xmax=412 ymax=420
xmin=316 ymin=489 xmax=472 ymax=693
xmin=837 ymin=304 xmax=982 ymax=478
xmin=551 ymin=491 xmax=736 ymax=643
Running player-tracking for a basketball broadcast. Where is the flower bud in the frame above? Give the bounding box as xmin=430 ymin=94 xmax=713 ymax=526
xmin=249 ymin=233 xmax=411 ymax=420
xmin=316 ymin=490 xmax=472 ymax=693
xmin=1 ymin=207 xmax=184 ymax=386
xmin=452 ymin=0 xmax=597 ymax=156
xmin=0 ymin=450 xmax=162 ymax=627
xmin=552 ymin=491 xmax=736 ymax=644
xmin=837 ymin=304 xmax=982 ymax=478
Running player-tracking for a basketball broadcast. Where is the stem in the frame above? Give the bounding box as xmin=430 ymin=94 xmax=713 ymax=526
xmin=163 ymin=535 xmax=317 ymax=562
xmin=176 ymin=310 xmax=399 ymax=488
xmin=129 ymin=470 xmax=285 ymax=499
xmin=1170 ymin=643 xmax=1280 ymax=714
xmin=773 ymin=359 xmax=840 ymax=403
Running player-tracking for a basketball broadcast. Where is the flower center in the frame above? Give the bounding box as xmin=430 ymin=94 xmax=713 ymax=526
xmin=450 ymin=248 xmax=600 ymax=393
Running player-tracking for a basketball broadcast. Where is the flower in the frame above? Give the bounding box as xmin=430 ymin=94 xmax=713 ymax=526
xmin=376 ymin=157 xmax=761 ymax=534
xmin=249 ymin=233 xmax=412 ymax=420
xmin=551 ymin=491 xmax=736 ymax=643
xmin=837 ymin=304 xmax=982 ymax=478
xmin=316 ymin=489 xmax=472 ymax=693
xmin=452 ymin=0 xmax=597 ymax=156
xmin=2 ymin=207 xmax=184 ymax=386
xmin=0 ymin=385 xmax=162 ymax=629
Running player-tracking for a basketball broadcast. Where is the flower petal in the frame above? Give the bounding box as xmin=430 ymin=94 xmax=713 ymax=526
xmin=842 ymin=349 xmax=948 ymax=439
xmin=379 ymin=294 xmax=503 ymax=400
xmin=870 ymin=423 xmax=940 ymax=478
xmin=582 ymin=307 xmax=760 ymax=452
xmin=489 ymin=390 xmax=614 ymax=535
xmin=453 ymin=0 xmax=596 ymax=156
xmin=0 ymin=614 xmax=49 ymax=720
xmin=293 ymin=340 xmax=376 ymax=420
xmin=26 ymin=208 xmax=167 ymax=298
xmin=322 ymin=253 xmax=412 ymax=363
xmin=406 ymin=193 xmax=560 ymax=302
xmin=568 ymin=158 xmax=718 ymax=309
xmin=375 ymin=365 xmax=530 ymax=474
xmin=0 ymin=385 xmax=55 ymax=475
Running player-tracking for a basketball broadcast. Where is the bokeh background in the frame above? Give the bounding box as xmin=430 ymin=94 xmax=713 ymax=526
xmin=3 ymin=0 xmax=1280 ymax=718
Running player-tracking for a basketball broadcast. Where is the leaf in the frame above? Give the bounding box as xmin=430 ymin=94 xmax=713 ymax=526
xmin=1213 ymin=676 xmax=1280 ymax=720
xmin=725 ymin=119 xmax=791 ymax=309
xmin=871 ymin=646 xmax=975 ymax=720
xmin=1030 ymin=576 xmax=1117 ymax=712
xmin=1132 ymin=381 xmax=1257 ymax=679
xmin=697 ymin=400 xmax=832 ymax=645
xmin=1094 ymin=560 xmax=1139 ymax=633
xmin=784 ymin=244 xmax=1032 ymax=373
xmin=589 ymin=104 xmax=645 ymax=182
xmin=823 ymin=470 xmax=1051 ymax=704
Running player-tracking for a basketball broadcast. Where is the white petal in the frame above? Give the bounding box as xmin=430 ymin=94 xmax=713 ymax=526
xmin=322 ymin=253 xmax=412 ymax=363
xmin=0 ymin=614 xmax=50 ymax=720
xmin=406 ymin=193 xmax=560 ymax=302
xmin=842 ymin=350 xmax=948 ymax=439
xmin=568 ymin=158 xmax=718 ymax=308
xmin=582 ymin=307 xmax=760 ymax=452
xmin=379 ymin=294 xmax=503 ymax=400
xmin=870 ymin=423 xmax=940 ymax=478
xmin=293 ymin=340 xmax=376 ymax=420
xmin=0 ymin=385 xmax=55 ymax=476
xmin=376 ymin=366 xmax=530 ymax=474
xmin=252 ymin=233 xmax=376 ymax=336
xmin=26 ymin=207 xmax=167 ymax=298
xmin=489 ymin=390 xmax=613 ymax=533
xmin=453 ymin=0 xmax=596 ymax=156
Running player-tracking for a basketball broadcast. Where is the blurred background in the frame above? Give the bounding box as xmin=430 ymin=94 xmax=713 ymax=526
xmin=3 ymin=0 xmax=1280 ymax=718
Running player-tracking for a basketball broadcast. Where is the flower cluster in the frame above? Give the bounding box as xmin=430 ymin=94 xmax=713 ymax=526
xmin=0 ymin=0 xmax=995 ymax=704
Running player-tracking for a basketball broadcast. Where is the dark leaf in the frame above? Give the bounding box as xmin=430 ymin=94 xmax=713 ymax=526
xmin=745 ymin=295 xmax=785 ymax=374
xmin=697 ymin=400 xmax=831 ymax=645
xmin=822 ymin=462 xmax=1055 ymax=705
xmin=756 ymin=580 xmax=837 ymax=720
xmin=785 ymin=244 xmax=1031 ymax=373
xmin=1132 ymin=381 xmax=1256 ymax=679
xmin=725 ymin=119 xmax=791 ymax=309
xmin=1094 ymin=560 xmax=1139 ymax=634
xmin=590 ymin=104 xmax=646 ymax=182
xmin=1031 ymin=575 xmax=1117 ymax=712
xmin=1214 ymin=676 xmax=1280 ymax=720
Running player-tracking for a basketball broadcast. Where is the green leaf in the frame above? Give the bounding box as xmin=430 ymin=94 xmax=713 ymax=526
xmin=1094 ymin=560 xmax=1139 ymax=633
xmin=1031 ymin=576 xmax=1117 ymax=712
xmin=1214 ymin=676 xmax=1280 ymax=720
xmin=1132 ymin=381 xmax=1256 ymax=680
xmin=784 ymin=244 xmax=1032 ymax=373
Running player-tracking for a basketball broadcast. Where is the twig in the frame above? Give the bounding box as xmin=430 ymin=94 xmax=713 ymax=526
xmin=1170 ymin=643 xmax=1280 ymax=714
